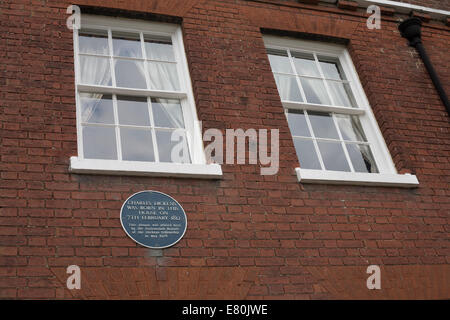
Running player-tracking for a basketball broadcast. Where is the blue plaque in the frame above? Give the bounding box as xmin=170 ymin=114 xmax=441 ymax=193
xmin=120 ymin=191 xmax=187 ymax=249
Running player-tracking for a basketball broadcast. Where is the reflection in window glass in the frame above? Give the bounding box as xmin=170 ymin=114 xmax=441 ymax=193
xmin=287 ymin=110 xmax=310 ymax=137
xmin=80 ymin=56 xmax=112 ymax=86
xmin=293 ymin=138 xmax=321 ymax=170
xmin=274 ymin=74 xmax=303 ymax=102
xmin=112 ymin=31 xmax=142 ymax=58
xmin=346 ymin=144 xmax=378 ymax=173
xmin=152 ymin=99 xmax=184 ymax=128
xmin=117 ymin=96 xmax=150 ymax=126
xmin=120 ymin=128 xmax=154 ymax=162
xmin=79 ymin=29 xmax=109 ymax=55
xmin=267 ymin=49 xmax=292 ymax=74
xmin=317 ymin=141 xmax=350 ymax=172
xmin=308 ymin=112 xmax=339 ymax=139
xmin=114 ymin=59 xmax=147 ymax=89
xmin=156 ymin=130 xmax=191 ymax=163
xmin=80 ymin=93 xmax=114 ymax=124
xmin=144 ymin=35 xmax=175 ymax=61
xmin=83 ymin=126 xmax=117 ymax=160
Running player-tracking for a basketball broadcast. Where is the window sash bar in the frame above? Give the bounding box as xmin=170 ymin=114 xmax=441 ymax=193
xmin=282 ymin=101 xmax=365 ymax=115
xmin=77 ymin=84 xmax=187 ymax=99
xmin=291 ymin=135 xmax=371 ymax=145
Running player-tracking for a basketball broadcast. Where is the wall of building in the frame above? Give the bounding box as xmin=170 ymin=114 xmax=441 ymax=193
xmin=0 ymin=0 xmax=449 ymax=299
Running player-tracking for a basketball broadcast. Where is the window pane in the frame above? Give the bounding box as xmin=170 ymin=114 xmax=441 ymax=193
xmin=152 ymin=99 xmax=184 ymax=128
xmin=80 ymin=56 xmax=112 ymax=86
xmin=114 ymin=59 xmax=147 ymax=89
xmin=80 ymin=93 xmax=114 ymax=124
xmin=117 ymin=96 xmax=150 ymax=126
xmin=120 ymin=128 xmax=154 ymax=162
xmin=346 ymin=144 xmax=378 ymax=173
xmin=318 ymin=56 xmax=346 ymax=80
xmin=335 ymin=115 xmax=366 ymax=142
xmin=274 ymin=74 xmax=303 ymax=102
xmin=144 ymin=35 xmax=175 ymax=61
xmin=82 ymin=126 xmax=117 ymax=160
xmin=147 ymin=62 xmax=180 ymax=91
xmin=112 ymin=31 xmax=142 ymax=58
xmin=307 ymin=111 xmax=339 ymax=139
xmin=267 ymin=49 xmax=292 ymax=74
xmin=79 ymin=29 xmax=109 ymax=55
xmin=287 ymin=110 xmax=310 ymax=137
xmin=292 ymin=52 xmax=320 ymax=77
xmin=327 ymin=81 xmax=356 ymax=107
xmin=300 ymin=78 xmax=331 ymax=105
xmin=317 ymin=141 xmax=350 ymax=172
xmin=156 ymin=130 xmax=191 ymax=163
xmin=293 ymin=138 xmax=321 ymax=170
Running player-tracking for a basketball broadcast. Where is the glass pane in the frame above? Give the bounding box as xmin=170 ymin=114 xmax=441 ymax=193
xmin=156 ymin=130 xmax=191 ymax=163
xmin=152 ymin=99 xmax=184 ymax=128
xmin=300 ymin=78 xmax=331 ymax=105
xmin=293 ymin=138 xmax=321 ymax=170
xmin=307 ymin=111 xmax=339 ymax=139
xmin=147 ymin=62 xmax=180 ymax=91
xmin=144 ymin=35 xmax=175 ymax=61
xmin=335 ymin=115 xmax=366 ymax=142
xmin=112 ymin=31 xmax=142 ymax=58
xmin=80 ymin=93 xmax=114 ymax=124
xmin=267 ymin=49 xmax=293 ymax=74
xmin=120 ymin=128 xmax=154 ymax=162
xmin=327 ymin=81 xmax=356 ymax=107
xmin=346 ymin=144 xmax=378 ymax=173
xmin=287 ymin=110 xmax=310 ymax=137
xmin=114 ymin=59 xmax=147 ymax=89
xmin=292 ymin=52 xmax=320 ymax=77
xmin=78 ymin=29 xmax=109 ymax=55
xmin=82 ymin=126 xmax=117 ymax=160
xmin=117 ymin=96 xmax=150 ymax=126
xmin=273 ymin=74 xmax=303 ymax=102
xmin=318 ymin=56 xmax=346 ymax=80
xmin=80 ymin=56 xmax=112 ymax=86
xmin=317 ymin=141 xmax=350 ymax=172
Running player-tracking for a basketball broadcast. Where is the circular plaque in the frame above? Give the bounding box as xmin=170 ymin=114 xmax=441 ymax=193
xmin=120 ymin=191 xmax=187 ymax=249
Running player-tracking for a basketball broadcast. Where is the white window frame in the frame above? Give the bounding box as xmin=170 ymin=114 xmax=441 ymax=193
xmin=264 ymin=35 xmax=419 ymax=187
xmin=69 ymin=15 xmax=221 ymax=179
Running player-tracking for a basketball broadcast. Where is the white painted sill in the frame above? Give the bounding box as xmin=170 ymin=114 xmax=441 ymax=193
xmin=296 ymin=168 xmax=419 ymax=188
xmin=69 ymin=157 xmax=223 ymax=179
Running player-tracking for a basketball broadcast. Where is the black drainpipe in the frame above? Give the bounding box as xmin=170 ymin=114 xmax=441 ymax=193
xmin=398 ymin=18 xmax=450 ymax=116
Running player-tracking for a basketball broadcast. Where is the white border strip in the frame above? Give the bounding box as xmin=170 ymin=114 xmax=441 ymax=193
xmin=357 ymin=0 xmax=449 ymax=19
xmin=320 ymin=0 xmax=450 ymax=19
xmin=296 ymin=168 xmax=419 ymax=188
xmin=69 ymin=156 xmax=223 ymax=179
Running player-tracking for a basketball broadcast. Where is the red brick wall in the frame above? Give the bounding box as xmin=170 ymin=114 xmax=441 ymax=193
xmin=0 ymin=0 xmax=449 ymax=299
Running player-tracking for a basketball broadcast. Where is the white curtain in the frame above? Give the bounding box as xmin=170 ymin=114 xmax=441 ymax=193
xmin=300 ymin=78 xmax=330 ymax=105
xmin=336 ymin=115 xmax=365 ymax=142
xmin=275 ymin=74 xmax=301 ymax=102
xmin=148 ymin=62 xmax=180 ymax=91
xmin=80 ymin=56 xmax=111 ymax=86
